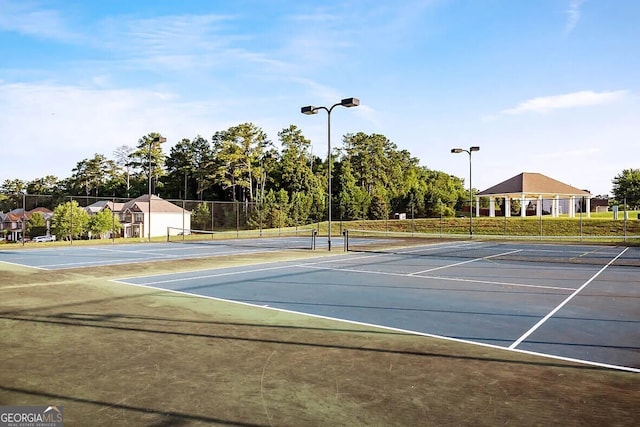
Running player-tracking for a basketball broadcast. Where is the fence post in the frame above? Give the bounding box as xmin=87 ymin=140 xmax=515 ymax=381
xmin=504 ymin=212 xmax=507 ymax=239
xmin=21 ymin=192 xmax=26 ymax=246
xmin=112 ymin=196 xmax=116 ymax=243
xmin=579 ymin=197 xmax=584 ymax=242
xmin=539 ymin=209 xmax=542 ymax=241
xmin=211 ymin=202 xmax=216 ymax=231
xmin=439 ymin=200 xmax=443 ymax=238
xmin=70 ymin=196 xmax=74 ymax=245
xmin=411 ymin=204 xmax=415 ymax=237
xmin=623 ymin=197 xmax=627 ymax=242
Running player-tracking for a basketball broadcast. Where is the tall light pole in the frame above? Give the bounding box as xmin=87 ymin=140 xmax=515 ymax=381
xmin=451 ymin=146 xmax=480 ymax=237
xmin=301 ymin=97 xmax=359 ymax=251
xmin=148 ymin=135 xmax=166 ymax=241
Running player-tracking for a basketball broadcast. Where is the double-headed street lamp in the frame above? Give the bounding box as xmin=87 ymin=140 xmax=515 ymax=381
xmin=451 ymin=146 xmax=480 ymax=237
xmin=301 ymin=97 xmax=359 ymax=251
xmin=149 ymin=134 xmax=166 ymax=241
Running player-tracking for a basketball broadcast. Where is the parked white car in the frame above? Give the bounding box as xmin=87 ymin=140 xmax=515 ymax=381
xmin=32 ymin=235 xmax=56 ymax=242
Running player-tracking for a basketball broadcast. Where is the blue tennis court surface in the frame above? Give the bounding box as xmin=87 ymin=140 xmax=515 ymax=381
xmin=0 ymin=237 xmax=323 ymax=270
xmin=2 ymin=240 xmax=639 ymax=372
xmin=108 ymin=241 xmax=640 ymax=373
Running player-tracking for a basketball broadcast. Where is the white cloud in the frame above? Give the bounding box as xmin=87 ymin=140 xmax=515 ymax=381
xmin=500 ymin=90 xmax=627 ymax=115
xmin=565 ymin=0 xmax=586 ymax=33
xmin=0 ymin=81 xmax=223 ymax=181
xmin=0 ymin=0 xmax=80 ymax=42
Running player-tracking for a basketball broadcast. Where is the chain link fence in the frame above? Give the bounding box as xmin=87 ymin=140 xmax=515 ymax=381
xmin=1 ymin=193 xmax=638 ymax=244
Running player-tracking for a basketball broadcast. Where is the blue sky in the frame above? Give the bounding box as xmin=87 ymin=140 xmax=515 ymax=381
xmin=1 ymin=0 xmax=638 ymax=196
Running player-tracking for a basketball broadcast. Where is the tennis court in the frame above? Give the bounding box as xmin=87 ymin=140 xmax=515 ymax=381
xmin=1 ymin=237 xmax=637 ymax=371
xmin=105 ymin=239 xmax=640 ymax=373
xmin=0 ymin=232 xmax=320 ymax=270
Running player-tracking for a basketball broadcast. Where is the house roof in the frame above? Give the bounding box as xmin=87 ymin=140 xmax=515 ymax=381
xmin=4 ymin=212 xmax=22 ymax=222
xmin=121 ymin=194 xmax=191 ymax=214
xmin=29 ymin=207 xmax=54 ymax=218
xmin=85 ymin=200 xmax=125 ymax=214
xmin=478 ymin=172 xmax=591 ymax=197
xmin=2 ymin=207 xmax=53 ymax=222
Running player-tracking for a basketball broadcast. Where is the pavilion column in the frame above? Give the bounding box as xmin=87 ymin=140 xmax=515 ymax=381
xmin=475 ymin=196 xmax=480 ymax=217
xmin=520 ymin=193 xmax=526 ymax=217
xmin=505 ymin=197 xmax=511 ymax=217
xmin=553 ymin=195 xmax=560 ymax=217
xmin=569 ymin=196 xmax=576 ymax=218
xmin=489 ymin=196 xmax=495 ymax=217
xmin=586 ymin=196 xmax=591 ymax=218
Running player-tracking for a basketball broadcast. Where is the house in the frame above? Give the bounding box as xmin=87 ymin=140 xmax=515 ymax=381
xmin=115 ymin=195 xmax=191 ymax=238
xmin=0 ymin=207 xmax=54 ymax=241
xmin=84 ymin=200 xmax=125 ymax=215
xmin=83 ymin=200 xmax=127 ymax=239
xmin=590 ymin=197 xmax=609 ymax=213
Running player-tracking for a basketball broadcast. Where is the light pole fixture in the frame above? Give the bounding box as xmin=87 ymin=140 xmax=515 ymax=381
xmin=148 ymin=135 xmax=166 ymax=241
xmin=301 ymin=97 xmax=359 ymax=251
xmin=451 ymin=146 xmax=480 ymax=237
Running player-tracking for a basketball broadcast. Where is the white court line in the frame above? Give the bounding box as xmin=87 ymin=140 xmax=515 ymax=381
xmin=39 ymin=247 xmax=281 ymax=269
xmin=509 ymin=247 xmax=630 ymax=350
xmin=408 ymin=249 xmax=523 ymax=275
xmin=112 ymin=256 xmax=351 ymax=286
xmin=40 ymin=256 xmax=174 ymax=269
xmin=114 ymin=263 xmax=295 ymax=286
xmin=385 ymin=241 xmax=483 ymax=254
xmin=0 ymin=260 xmax=48 ymax=271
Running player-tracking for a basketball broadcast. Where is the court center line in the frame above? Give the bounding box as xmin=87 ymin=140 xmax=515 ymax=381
xmin=408 ymin=249 xmax=523 ymax=275
xmin=508 ymin=247 xmax=629 ymax=350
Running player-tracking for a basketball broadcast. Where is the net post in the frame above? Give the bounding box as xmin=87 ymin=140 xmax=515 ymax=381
xmin=343 ymin=229 xmax=349 ymax=251
xmin=312 ymin=229 xmax=317 ymax=250
xmin=166 ymin=227 xmax=170 ymax=242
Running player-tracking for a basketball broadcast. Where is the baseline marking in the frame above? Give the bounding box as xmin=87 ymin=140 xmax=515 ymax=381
xmin=509 ymin=247 xmax=629 ymax=349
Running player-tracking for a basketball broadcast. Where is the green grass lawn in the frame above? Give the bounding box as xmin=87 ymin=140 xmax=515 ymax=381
xmin=1 ymin=253 xmax=638 ymax=426
xmin=332 ymin=214 xmax=640 ymax=243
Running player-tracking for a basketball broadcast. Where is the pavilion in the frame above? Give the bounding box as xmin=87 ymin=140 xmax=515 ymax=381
xmin=476 ymin=172 xmax=592 ymax=218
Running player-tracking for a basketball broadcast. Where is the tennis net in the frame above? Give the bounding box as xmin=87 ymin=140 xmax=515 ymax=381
xmin=344 ymin=229 xmax=640 ymax=267
xmin=167 ymin=227 xmax=318 ymax=250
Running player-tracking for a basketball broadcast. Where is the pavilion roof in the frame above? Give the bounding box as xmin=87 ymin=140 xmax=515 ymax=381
xmin=478 ymin=172 xmax=590 ymax=197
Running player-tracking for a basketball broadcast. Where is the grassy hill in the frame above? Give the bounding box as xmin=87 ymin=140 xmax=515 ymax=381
xmin=331 ymin=213 xmax=640 ymax=243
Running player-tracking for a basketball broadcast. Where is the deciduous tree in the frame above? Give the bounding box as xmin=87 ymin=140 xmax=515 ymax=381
xmin=88 ymin=209 xmax=122 ymax=239
xmin=612 ymin=168 xmax=640 ymax=209
xmin=52 ymin=200 xmax=90 ymax=240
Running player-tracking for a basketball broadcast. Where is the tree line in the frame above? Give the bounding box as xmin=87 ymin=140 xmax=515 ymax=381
xmin=2 ymin=122 xmax=639 ymax=228
xmin=0 ymin=123 xmax=470 ymax=227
